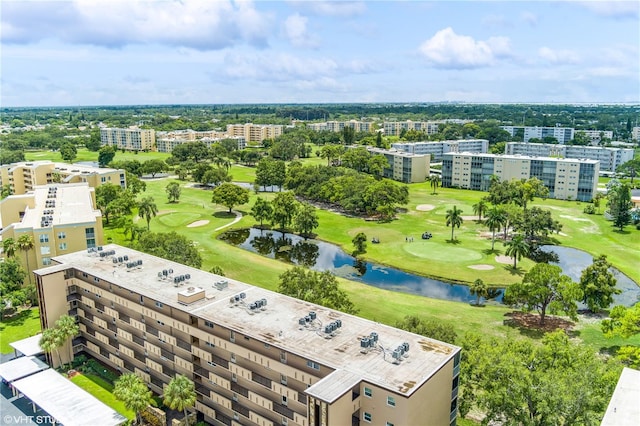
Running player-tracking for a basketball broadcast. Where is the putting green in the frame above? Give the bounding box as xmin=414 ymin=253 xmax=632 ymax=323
xmin=157 ymin=212 xmax=203 ymax=227
xmin=403 ymin=241 xmax=483 ymax=262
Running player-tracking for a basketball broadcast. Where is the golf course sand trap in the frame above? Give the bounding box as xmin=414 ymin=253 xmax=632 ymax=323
xmin=461 ymin=216 xmax=479 ymax=221
xmin=187 ymin=220 xmax=210 ymax=228
xmin=468 ymin=264 xmax=495 ymax=270
xmin=416 ymin=204 xmax=436 ymax=211
xmin=495 ymin=255 xmax=514 ymax=264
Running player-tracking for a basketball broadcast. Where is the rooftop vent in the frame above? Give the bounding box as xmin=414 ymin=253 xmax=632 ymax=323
xmin=177 ymin=286 xmax=205 ymax=305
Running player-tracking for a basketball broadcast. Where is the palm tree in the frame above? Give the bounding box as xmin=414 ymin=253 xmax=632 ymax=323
xmin=2 ymin=237 xmax=17 ymax=258
xmin=429 ymin=174 xmax=440 ymax=195
xmin=505 ymin=233 xmax=530 ymax=268
xmin=55 ymin=314 xmax=79 ymax=366
xmin=472 ymin=199 xmax=488 ymax=221
xmin=164 ymin=375 xmax=196 ymax=426
xmin=114 ymin=373 xmax=153 ymax=425
xmin=137 ymin=197 xmax=159 ymax=231
xmin=484 ymin=206 xmax=507 ymax=250
xmin=40 ymin=328 xmax=64 ymax=368
xmin=445 ymin=206 xmax=464 ymax=241
xmin=470 ymin=278 xmax=488 ymax=306
xmin=16 ymin=234 xmax=34 ymax=283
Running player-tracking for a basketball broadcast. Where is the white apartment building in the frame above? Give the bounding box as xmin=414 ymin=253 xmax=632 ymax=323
xmin=391 ymin=139 xmax=488 ymax=162
xmin=578 ymin=129 xmax=614 ymax=144
xmin=632 ymin=127 xmax=640 ymax=142
xmin=100 ymin=127 xmax=156 ymax=151
xmin=307 ymin=121 xmax=374 ymax=133
xmin=365 ymin=147 xmax=430 ymax=183
xmin=383 ymin=121 xmax=439 ymax=137
xmin=505 ymin=142 xmax=634 ymax=172
xmin=156 ymin=136 xmax=246 ymax=153
xmin=501 ymin=126 xmax=575 ymax=144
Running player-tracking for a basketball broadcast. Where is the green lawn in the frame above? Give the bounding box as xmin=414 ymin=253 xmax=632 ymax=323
xmin=25 ymin=147 xmax=171 ymax=164
xmin=0 ymin=308 xmax=41 ymax=354
xmin=70 ymin=373 xmax=135 ymax=419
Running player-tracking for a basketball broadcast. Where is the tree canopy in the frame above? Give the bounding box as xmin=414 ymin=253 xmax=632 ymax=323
xmin=211 ymin=182 xmax=250 ymax=213
xmin=278 ymin=267 xmax=357 ymax=314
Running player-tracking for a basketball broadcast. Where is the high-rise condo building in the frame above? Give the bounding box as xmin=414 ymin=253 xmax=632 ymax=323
xmin=391 ymin=140 xmax=488 ymax=162
xmin=100 ymin=127 xmax=156 ymax=151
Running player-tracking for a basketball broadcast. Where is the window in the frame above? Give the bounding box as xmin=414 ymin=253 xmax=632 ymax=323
xmin=42 ymin=257 xmax=51 ymax=266
xmin=282 ymin=395 xmax=288 ymax=406
xmin=57 ymin=232 xmax=66 ymax=239
xmin=207 ymin=361 xmax=216 ymax=367
xmin=155 ymin=301 xmax=163 ymax=308
xmin=204 ymin=320 xmax=214 ymax=328
xmin=230 ymin=353 xmax=236 ymax=363
xmin=387 ymin=396 xmax=396 ymax=407
xmin=386 ymin=423 xmax=395 ymax=426
xmin=363 ymin=412 xmax=372 ymax=423
xmin=40 ymin=246 xmax=51 ymax=255
xmin=58 ymin=242 xmax=67 ymax=250
xmin=306 ymin=360 xmax=320 ymax=370
xmin=280 ymin=374 xmax=287 ymax=385
xmin=230 ymin=330 xmax=235 ymax=342
xmin=205 ymin=341 xmax=215 ymax=348
xmin=157 ymin=320 xmax=164 ymax=326
xmin=39 ymin=234 xmax=49 ymax=243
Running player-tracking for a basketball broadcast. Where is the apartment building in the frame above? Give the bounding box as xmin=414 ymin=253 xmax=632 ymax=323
xmin=501 ymin=126 xmax=575 ymax=144
xmin=505 ymin=142 xmax=634 ymax=172
xmin=383 ymin=121 xmax=439 ymax=137
xmin=632 ymin=127 xmax=640 ymax=142
xmin=365 ymin=147 xmax=430 ymax=183
xmin=391 ymin=139 xmax=488 ymax=162
xmin=441 ymin=152 xmax=599 ymax=201
xmin=306 ymin=121 xmax=374 ymax=133
xmin=578 ymin=129 xmax=613 ymax=144
xmin=34 ymin=245 xmax=461 ymax=426
xmin=0 ymin=183 xmax=103 ymax=271
xmin=100 ymin=127 xmax=156 ymax=151
xmin=156 ymin=136 xmax=246 ymax=153
xmin=1 ymin=161 xmax=126 ymax=195
xmin=226 ymin=124 xmax=284 ymax=144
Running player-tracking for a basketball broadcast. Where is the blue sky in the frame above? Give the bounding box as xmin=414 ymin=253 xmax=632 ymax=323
xmin=1 ymin=1 xmax=639 ymax=107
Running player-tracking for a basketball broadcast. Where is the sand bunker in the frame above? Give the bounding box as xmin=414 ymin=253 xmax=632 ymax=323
xmin=468 ymin=264 xmax=495 ymax=270
xmin=461 ymin=216 xmax=479 ymax=221
xmin=495 ymin=255 xmax=514 ymax=264
xmin=416 ymin=204 xmax=436 ymax=211
xmin=187 ymin=220 xmax=210 ymax=228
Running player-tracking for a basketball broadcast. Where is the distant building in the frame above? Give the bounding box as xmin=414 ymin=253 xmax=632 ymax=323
xmin=505 ymin=142 xmax=633 ymax=172
xmin=632 ymin=127 xmax=640 ymax=142
xmin=156 ymin=134 xmax=246 ymax=153
xmin=226 ymin=124 xmax=284 ymax=143
xmin=501 ymin=126 xmax=575 ymax=144
xmin=100 ymin=127 xmax=155 ymax=151
xmin=441 ymin=152 xmax=599 ymax=201
xmin=307 ymin=120 xmax=374 ymax=133
xmin=392 ymin=139 xmax=489 ymax=162
xmin=383 ymin=121 xmax=440 ymax=137
xmin=366 ymin=147 xmax=430 ymax=183
xmin=577 ymin=129 xmax=614 ymax=144
xmin=0 ymin=161 xmax=126 ymax=195
xmin=34 ymin=244 xmax=461 ymax=426
xmin=0 ymin=183 xmax=103 ymax=271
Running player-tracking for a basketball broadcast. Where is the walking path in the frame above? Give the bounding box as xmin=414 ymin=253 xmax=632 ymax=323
xmin=214 ymin=211 xmax=243 ymax=231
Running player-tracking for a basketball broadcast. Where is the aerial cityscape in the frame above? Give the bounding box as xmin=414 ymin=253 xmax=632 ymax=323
xmin=1 ymin=1 xmax=639 ymax=426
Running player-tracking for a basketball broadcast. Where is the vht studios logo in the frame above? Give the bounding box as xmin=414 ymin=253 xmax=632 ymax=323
xmin=4 ymin=415 xmax=54 ymax=424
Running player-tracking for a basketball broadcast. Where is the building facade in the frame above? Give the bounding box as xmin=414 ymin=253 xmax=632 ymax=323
xmin=632 ymin=127 xmax=640 ymax=142
xmin=0 ymin=161 xmax=126 ymax=195
xmin=505 ymin=142 xmax=634 ymax=172
xmin=501 ymin=126 xmax=575 ymax=144
xmin=100 ymin=127 xmax=156 ymax=151
xmin=391 ymin=139 xmax=488 ymax=162
xmin=34 ymin=245 xmax=461 ymax=426
xmin=441 ymin=152 xmax=599 ymax=201
xmin=365 ymin=147 xmax=430 ymax=183
xmin=383 ymin=121 xmax=439 ymax=137
xmin=226 ymin=124 xmax=284 ymax=143
xmin=0 ymin=183 xmax=103 ymax=272
xmin=577 ymin=129 xmax=613 ymax=144
xmin=306 ymin=121 xmax=374 ymax=133
xmin=156 ymin=136 xmax=246 ymax=153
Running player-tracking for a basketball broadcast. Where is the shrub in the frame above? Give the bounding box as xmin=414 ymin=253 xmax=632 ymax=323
xmin=583 ymin=204 xmax=596 ymax=214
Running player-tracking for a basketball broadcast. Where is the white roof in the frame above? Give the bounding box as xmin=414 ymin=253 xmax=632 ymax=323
xmin=0 ymin=356 xmax=49 ymax=382
xmin=9 ymin=333 xmax=44 ymax=356
xmin=12 ymin=369 xmax=127 ymax=426
xmin=601 ymin=367 xmax=640 ymax=426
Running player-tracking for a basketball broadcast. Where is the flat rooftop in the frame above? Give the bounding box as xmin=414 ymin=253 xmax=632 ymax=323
xmin=601 ymin=367 xmax=640 ymax=426
xmin=15 ymin=183 xmax=101 ymax=230
xmin=2 ymin=160 xmax=120 ymax=175
xmin=39 ymin=245 xmax=459 ymax=399
xmin=0 ymin=356 xmax=49 ymax=383
xmin=9 ymin=333 xmax=44 ymax=357
xmin=444 ymin=152 xmax=600 ymax=163
xmin=12 ymin=369 xmax=127 ymax=426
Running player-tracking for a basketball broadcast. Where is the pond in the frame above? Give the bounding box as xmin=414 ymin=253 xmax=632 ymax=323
xmin=219 ymin=228 xmax=639 ymax=306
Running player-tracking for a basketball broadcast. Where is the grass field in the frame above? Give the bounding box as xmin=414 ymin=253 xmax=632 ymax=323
xmin=69 ymin=373 xmax=135 ymax=419
xmin=0 ymin=308 xmax=41 ymax=354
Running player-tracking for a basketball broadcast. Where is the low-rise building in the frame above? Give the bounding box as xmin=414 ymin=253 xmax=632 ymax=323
xmin=156 ymin=136 xmax=246 ymax=153
xmin=441 ymin=152 xmax=599 ymax=201
xmin=383 ymin=121 xmax=439 ymax=137
xmin=307 ymin=120 xmax=374 ymax=133
xmin=0 ymin=161 xmax=126 ymax=195
xmin=0 ymin=183 xmax=103 ymax=272
xmin=501 ymin=126 xmax=575 ymax=144
xmin=366 ymin=147 xmax=430 ymax=183
xmin=226 ymin=124 xmax=284 ymax=143
xmin=391 ymin=139 xmax=488 ymax=162
xmin=34 ymin=244 xmax=461 ymax=426
xmin=505 ymin=142 xmax=633 ymax=172
xmin=100 ymin=127 xmax=155 ymax=151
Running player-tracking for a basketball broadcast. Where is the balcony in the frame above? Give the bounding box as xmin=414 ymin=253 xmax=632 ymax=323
xmin=72 ymin=336 xmax=86 ymax=347
xmin=66 ymin=293 xmax=81 ymax=302
xmin=132 ymin=335 xmax=144 ymax=347
xmin=175 ymin=338 xmax=191 ymax=352
xmin=230 ymin=382 xmax=249 ymax=398
xmin=160 ymin=348 xmax=174 ymax=362
xmin=252 ymin=372 xmax=272 ymax=389
xmin=107 ymin=322 xmax=117 ymax=333
xmin=232 ymin=401 xmax=250 ymax=418
xmin=298 ymin=392 xmax=307 ymax=405
xmin=273 ymin=403 xmax=295 ymax=420
xmin=194 ymin=367 xmax=209 ymax=378
xmin=212 ymin=354 xmax=229 ymax=369
xmin=195 ymin=384 xmax=209 ymax=396
xmin=151 ymin=377 xmax=164 ymax=389
xmin=145 ymin=325 xmax=159 ymax=337
xmin=215 ymin=412 xmax=232 ymax=426
xmin=119 ymin=313 xmax=130 ymax=324
xmin=134 ymin=352 xmax=145 ymax=363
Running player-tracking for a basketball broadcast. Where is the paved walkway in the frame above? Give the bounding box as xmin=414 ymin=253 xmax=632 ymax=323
xmin=214 ymin=210 xmax=243 ymax=231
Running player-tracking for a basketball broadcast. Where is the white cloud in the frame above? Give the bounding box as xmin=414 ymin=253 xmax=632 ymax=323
xmin=283 ymin=13 xmax=318 ymax=48
xmin=578 ymin=1 xmax=640 ymax=19
xmin=418 ymin=27 xmax=512 ymax=69
xmin=538 ymin=47 xmax=581 ymax=64
xmin=520 ymin=11 xmax=538 ymax=26
xmin=222 ymin=52 xmax=339 ymax=81
xmin=289 ymin=1 xmax=366 ymax=17
xmin=1 ymin=0 xmax=273 ymax=50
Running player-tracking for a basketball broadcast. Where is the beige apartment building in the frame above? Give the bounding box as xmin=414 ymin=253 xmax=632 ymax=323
xmin=34 ymin=245 xmax=461 ymax=426
xmin=100 ymin=127 xmax=156 ymax=151
xmin=307 ymin=121 xmax=374 ymax=133
xmin=366 ymin=147 xmax=430 ymax=183
xmin=0 ymin=161 xmax=126 ymax=196
xmin=226 ymin=124 xmax=284 ymax=144
xmin=1 ymin=183 xmax=103 ymax=272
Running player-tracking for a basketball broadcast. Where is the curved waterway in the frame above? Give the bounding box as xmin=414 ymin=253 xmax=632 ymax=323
xmin=219 ymin=228 xmax=639 ymax=306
